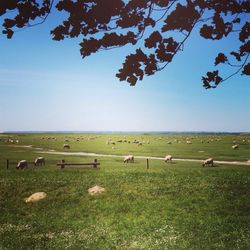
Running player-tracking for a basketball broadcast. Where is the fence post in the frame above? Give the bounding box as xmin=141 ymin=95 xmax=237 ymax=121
xmin=6 ymin=159 xmax=9 ymax=169
xmin=146 ymin=158 xmax=149 ymax=169
xmin=93 ymin=159 xmax=98 ymax=168
xmin=60 ymin=159 xmax=65 ymax=169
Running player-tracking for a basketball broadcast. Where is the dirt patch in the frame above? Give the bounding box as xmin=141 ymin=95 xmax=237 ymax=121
xmin=88 ymin=186 xmax=105 ymax=196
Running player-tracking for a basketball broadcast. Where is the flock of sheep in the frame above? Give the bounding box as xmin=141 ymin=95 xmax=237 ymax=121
xmin=106 ymin=139 xmax=148 ymax=147
xmin=16 ymin=157 xmax=45 ymax=170
xmin=6 ymin=134 xmax=249 ymax=170
xmin=123 ymin=154 xmax=214 ymax=167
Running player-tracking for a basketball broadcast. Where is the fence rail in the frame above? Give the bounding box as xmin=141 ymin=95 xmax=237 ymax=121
xmin=56 ymin=159 xmax=100 ymax=169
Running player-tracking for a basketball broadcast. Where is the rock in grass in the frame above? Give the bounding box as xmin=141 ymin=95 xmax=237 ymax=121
xmin=24 ymin=192 xmax=47 ymax=203
xmin=88 ymin=186 xmax=105 ymax=196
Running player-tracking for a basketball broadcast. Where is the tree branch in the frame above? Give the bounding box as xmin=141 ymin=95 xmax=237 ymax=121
xmin=222 ymin=53 xmax=249 ymax=83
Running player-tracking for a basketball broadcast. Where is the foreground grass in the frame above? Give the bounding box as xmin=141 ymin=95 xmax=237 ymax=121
xmin=1 ymin=158 xmax=250 ymax=249
xmin=0 ymin=134 xmax=250 ymax=249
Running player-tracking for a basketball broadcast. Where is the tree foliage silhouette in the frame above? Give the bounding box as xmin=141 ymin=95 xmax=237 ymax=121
xmin=1 ymin=0 xmax=249 ymax=88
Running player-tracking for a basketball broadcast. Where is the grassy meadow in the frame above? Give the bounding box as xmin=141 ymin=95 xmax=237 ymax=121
xmin=0 ymin=133 xmax=250 ymax=249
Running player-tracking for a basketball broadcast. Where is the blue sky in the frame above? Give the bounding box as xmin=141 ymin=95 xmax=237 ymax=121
xmin=0 ymin=10 xmax=249 ymax=132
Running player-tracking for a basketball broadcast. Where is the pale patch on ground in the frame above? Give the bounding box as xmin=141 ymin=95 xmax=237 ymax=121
xmin=199 ymin=151 xmax=205 ymax=153
xmin=25 ymin=192 xmax=47 ymax=203
xmin=0 ymin=223 xmax=31 ymax=233
xmin=135 ymin=224 xmax=180 ymax=248
xmin=8 ymin=145 xmax=33 ymax=148
xmin=88 ymin=186 xmax=105 ymax=195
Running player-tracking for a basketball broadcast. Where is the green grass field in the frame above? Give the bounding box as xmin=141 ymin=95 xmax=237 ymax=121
xmin=0 ymin=133 xmax=250 ymax=249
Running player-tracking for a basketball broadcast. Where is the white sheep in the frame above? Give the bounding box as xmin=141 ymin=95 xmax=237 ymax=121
xmin=202 ymin=158 xmax=214 ymax=167
xmin=34 ymin=157 xmax=45 ymax=166
xmin=17 ymin=160 xmax=28 ymax=170
xmin=124 ymin=155 xmax=134 ymax=163
xmin=63 ymin=144 xmax=70 ymax=149
xmin=232 ymin=144 xmax=239 ymax=149
xmin=164 ymin=155 xmax=173 ymax=162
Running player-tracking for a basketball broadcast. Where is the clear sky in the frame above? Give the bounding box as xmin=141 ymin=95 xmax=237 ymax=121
xmin=0 ymin=10 xmax=249 ymax=132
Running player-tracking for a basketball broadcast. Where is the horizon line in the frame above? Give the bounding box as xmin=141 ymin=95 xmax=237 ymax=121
xmin=1 ymin=130 xmax=250 ymax=134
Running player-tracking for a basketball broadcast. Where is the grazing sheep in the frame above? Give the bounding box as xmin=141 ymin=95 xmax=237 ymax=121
xmin=138 ymin=142 xmax=143 ymax=146
xmin=17 ymin=160 xmax=28 ymax=170
xmin=232 ymin=144 xmax=239 ymax=149
xmin=124 ymin=155 xmax=134 ymax=163
xmin=107 ymin=140 xmax=116 ymax=145
xmin=202 ymin=158 xmax=214 ymax=167
xmin=186 ymin=141 xmax=192 ymax=144
xmin=164 ymin=155 xmax=173 ymax=162
xmin=34 ymin=157 xmax=45 ymax=166
xmin=63 ymin=144 xmax=70 ymax=149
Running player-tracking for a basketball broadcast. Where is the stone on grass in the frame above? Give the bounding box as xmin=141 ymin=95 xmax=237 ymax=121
xmin=88 ymin=186 xmax=105 ymax=196
xmin=25 ymin=192 xmax=47 ymax=203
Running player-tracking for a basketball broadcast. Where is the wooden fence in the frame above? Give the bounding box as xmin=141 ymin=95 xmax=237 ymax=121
xmin=56 ymin=159 xmax=100 ymax=169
